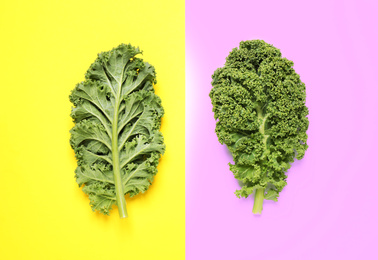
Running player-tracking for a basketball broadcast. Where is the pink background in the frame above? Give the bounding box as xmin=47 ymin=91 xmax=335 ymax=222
xmin=186 ymin=0 xmax=378 ymax=259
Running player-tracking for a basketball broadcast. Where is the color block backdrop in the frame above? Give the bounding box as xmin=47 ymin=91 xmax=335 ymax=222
xmin=0 ymin=0 xmax=185 ymax=259
xmin=186 ymin=0 xmax=378 ymax=259
xmin=1 ymin=0 xmax=378 ymax=259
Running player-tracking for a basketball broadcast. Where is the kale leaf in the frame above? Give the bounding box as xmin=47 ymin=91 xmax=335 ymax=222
xmin=70 ymin=44 xmax=165 ymax=218
xmin=210 ymin=40 xmax=309 ymax=214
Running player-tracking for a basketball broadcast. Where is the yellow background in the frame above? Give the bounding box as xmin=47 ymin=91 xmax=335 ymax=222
xmin=0 ymin=0 xmax=185 ymax=259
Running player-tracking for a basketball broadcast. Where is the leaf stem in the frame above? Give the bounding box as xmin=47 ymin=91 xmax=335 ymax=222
xmin=256 ymin=105 xmax=270 ymax=148
xmin=252 ymin=188 xmax=264 ymax=214
xmin=112 ymin=96 xmax=128 ymax=218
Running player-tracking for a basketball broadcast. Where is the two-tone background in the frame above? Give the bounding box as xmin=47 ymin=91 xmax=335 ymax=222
xmin=1 ymin=0 xmax=377 ymax=259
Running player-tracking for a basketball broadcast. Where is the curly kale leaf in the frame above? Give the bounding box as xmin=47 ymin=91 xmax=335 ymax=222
xmin=70 ymin=44 xmax=165 ymax=218
xmin=209 ymin=40 xmax=309 ymax=214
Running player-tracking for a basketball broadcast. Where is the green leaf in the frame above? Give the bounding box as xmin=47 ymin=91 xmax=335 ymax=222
xmin=70 ymin=44 xmax=165 ymax=217
xmin=210 ymin=40 xmax=309 ymax=213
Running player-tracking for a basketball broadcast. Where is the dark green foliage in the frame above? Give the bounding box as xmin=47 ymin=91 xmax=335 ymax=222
xmin=210 ymin=40 xmax=309 ymax=210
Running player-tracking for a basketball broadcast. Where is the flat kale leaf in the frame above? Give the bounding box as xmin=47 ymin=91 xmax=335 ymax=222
xmin=70 ymin=44 xmax=165 ymax=217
